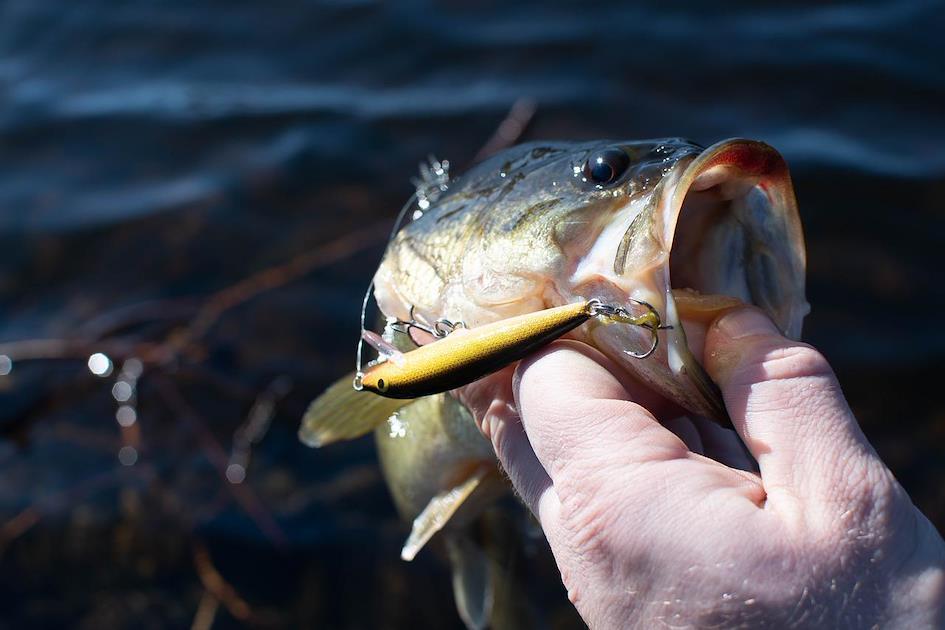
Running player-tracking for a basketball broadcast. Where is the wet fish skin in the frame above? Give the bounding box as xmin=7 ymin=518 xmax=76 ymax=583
xmin=374 ymin=393 xmax=501 ymax=536
xmin=374 ymin=138 xmax=807 ymax=421
xmin=376 ymin=140 xmax=700 ymax=323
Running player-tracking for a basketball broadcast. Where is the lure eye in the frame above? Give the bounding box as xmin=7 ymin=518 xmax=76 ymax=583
xmin=582 ymin=148 xmax=630 ymax=186
xmin=376 ymin=378 xmax=387 ymax=392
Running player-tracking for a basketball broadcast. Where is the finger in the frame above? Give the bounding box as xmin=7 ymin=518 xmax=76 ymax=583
xmin=457 ymin=367 xmax=553 ymax=515
xmin=704 ymin=306 xmax=879 ymax=514
xmin=512 ymin=340 xmax=689 ymax=482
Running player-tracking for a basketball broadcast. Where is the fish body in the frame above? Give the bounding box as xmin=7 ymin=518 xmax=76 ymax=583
xmin=300 ymin=137 xmax=808 ymax=629
xmin=374 ymin=394 xmax=502 ymax=558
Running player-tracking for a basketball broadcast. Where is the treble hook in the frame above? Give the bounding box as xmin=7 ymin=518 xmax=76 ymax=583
xmin=588 ymin=298 xmax=672 ymax=360
xmin=389 ymin=305 xmax=466 ymax=340
xmin=626 ymin=328 xmax=660 ymax=360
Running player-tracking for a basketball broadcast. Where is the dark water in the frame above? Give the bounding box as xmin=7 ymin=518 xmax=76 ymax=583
xmin=1 ymin=1 xmax=943 ymax=627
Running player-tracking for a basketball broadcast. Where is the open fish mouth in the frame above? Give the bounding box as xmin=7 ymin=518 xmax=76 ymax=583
xmin=595 ymin=139 xmax=808 ymax=423
xmin=664 ymin=139 xmax=807 ymax=334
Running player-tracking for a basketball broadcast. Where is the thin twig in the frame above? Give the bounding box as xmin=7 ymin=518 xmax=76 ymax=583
xmin=472 ymin=98 xmax=537 ymax=164
xmin=0 ymin=469 xmax=124 ymax=552
xmin=78 ymin=297 xmax=201 ymax=340
xmin=227 ymin=376 xmax=293 ymax=484
xmin=0 ymin=338 xmax=139 ymax=363
xmin=153 ymin=375 xmax=288 ymax=548
xmin=162 ymin=220 xmax=391 ymax=362
xmin=190 ymin=590 xmax=221 ymax=630
xmin=0 ymin=220 xmax=391 ymax=370
xmin=193 ymin=541 xmax=254 ymax=623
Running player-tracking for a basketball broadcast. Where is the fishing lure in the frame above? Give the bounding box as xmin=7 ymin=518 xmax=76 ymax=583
xmin=299 ymin=298 xmax=667 ymax=447
xmin=355 ymin=298 xmax=667 ymax=399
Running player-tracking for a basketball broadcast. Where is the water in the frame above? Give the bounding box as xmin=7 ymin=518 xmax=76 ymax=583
xmin=1 ymin=1 xmax=943 ymax=627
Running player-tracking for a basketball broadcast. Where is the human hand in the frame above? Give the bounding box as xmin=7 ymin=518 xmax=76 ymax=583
xmin=460 ymin=307 xmax=945 ymax=628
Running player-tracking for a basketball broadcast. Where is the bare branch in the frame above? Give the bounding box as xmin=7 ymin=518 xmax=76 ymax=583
xmin=473 ymin=98 xmax=537 ymax=164
xmin=193 ymin=541 xmax=254 ymax=623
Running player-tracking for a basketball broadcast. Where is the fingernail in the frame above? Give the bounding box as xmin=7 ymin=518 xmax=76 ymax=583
xmin=716 ymin=308 xmax=779 ymax=340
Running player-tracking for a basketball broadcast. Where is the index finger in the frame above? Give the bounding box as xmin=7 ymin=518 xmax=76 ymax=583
xmin=512 ymin=340 xmax=690 ymax=483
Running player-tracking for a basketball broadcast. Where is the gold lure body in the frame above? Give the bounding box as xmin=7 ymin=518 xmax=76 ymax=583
xmin=358 ymin=299 xmax=660 ymax=399
xmin=299 ymin=299 xmax=660 ymax=447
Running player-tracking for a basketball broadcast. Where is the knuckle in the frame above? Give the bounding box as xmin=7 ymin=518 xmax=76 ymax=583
xmin=756 ymin=343 xmax=835 ymax=383
xmin=563 ymin=569 xmax=584 ymax=607
xmin=555 ymin=474 xmax=621 ymax=565
xmin=479 ymin=406 xmax=506 ymax=450
xmin=733 ymin=344 xmax=843 ymax=418
xmin=480 ymin=400 xmax=519 ymax=459
xmin=821 ymin=458 xmax=905 ymax=545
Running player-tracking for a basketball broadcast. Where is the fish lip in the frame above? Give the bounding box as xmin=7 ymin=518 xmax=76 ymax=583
xmin=660 ymin=138 xmax=808 ymax=334
xmin=619 ymin=139 xmax=808 ymax=424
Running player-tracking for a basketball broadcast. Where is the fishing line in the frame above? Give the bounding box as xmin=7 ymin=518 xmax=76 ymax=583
xmin=354 ymin=192 xmax=419 ymax=387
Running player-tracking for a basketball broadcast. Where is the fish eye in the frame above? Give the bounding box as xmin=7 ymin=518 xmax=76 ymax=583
xmin=582 ymin=148 xmax=630 ymax=186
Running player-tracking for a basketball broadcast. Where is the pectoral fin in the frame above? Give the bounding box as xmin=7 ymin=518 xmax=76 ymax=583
xmin=298 ymin=371 xmax=409 ymax=447
xmin=401 ymin=463 xmax=492 ymax=561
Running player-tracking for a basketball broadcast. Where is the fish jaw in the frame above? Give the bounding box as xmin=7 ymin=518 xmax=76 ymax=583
xmin=569 ymin=139 xmax=808 ymax=422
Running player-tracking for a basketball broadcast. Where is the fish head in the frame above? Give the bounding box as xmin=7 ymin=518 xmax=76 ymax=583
xmin=560 ymin=138 xmax=808 ymax=420
xmin=375 ymin=138 xmax=808 ymax=422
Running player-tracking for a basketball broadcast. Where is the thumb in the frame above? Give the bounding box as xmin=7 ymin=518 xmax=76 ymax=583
xmin=704 ymin=307 xmax=880 ymax=520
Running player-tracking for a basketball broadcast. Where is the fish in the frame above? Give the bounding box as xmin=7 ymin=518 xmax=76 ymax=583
xmin=369 ymin=138 xmax=807 ymax=420
xmin=299 ymin=137 xmax=808 ymax=628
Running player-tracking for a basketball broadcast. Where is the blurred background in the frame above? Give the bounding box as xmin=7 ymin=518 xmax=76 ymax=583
xmin=1 ymin=0 xmax=943 ymax=627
